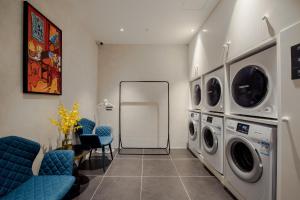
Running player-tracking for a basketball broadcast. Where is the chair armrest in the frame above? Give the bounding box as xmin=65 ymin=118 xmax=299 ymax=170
xmin=39 ymin=150 xmax=74 ymax=176
xmin=79 ymin=134 xmax=101 ymax=148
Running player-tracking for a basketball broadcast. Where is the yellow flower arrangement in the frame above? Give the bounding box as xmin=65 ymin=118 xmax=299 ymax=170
xmin=50 ymin=102 xmax=81 ymax=135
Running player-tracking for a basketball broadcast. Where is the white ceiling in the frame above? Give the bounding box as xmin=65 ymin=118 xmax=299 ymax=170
xmin=68 ymin=0 xmax=220 ymax=44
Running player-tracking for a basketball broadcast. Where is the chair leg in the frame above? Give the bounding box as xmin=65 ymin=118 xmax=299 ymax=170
xmin=109 ymin=144 xmax=113 ymax=160
xmin=102 ymin=146 xmax=106 ymax=172
xmin=89 ymin=149 xmax=92 ymax=161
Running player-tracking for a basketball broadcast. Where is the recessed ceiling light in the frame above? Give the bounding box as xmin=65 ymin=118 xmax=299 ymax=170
xmin=191 ymin=29 xmax=195 ymax=33
xmin=120 ymin=28 xmax=124 ymax=32
xmin=202 ymin=29 xmax=208 ymax=32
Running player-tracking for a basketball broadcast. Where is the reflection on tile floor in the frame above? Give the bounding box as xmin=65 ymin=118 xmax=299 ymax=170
xmin=72 ymin=149 xmax=235 ymax=200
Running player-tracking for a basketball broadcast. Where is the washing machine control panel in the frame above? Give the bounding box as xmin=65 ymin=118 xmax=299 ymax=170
xmin=236 ymin=123 xmax=250 ymax=134
xmin=202 ymin=114 xmax=223 ymax=130
xmin=190 ymin=112 xmax=200 ymax=121
xmin=226 ymin=119 xmax=275 ymax=142
xmin=207 ymin=116 xmax=213 ymax=123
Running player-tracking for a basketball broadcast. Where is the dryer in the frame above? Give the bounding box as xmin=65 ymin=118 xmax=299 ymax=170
xmin=225 ymin=119 xmax=277 ymax=200
xmin=188 ymin=111 xmax=201 ymax=155
xmin=190 ymin=78 xmax=202 ymax=110
xmin=204 ymin=67 xmax=224 ymax=113
xmin=229 ymin=46 xmax=277 ymax=119
xmin=201 ymin=114 xmax=223 ymax=174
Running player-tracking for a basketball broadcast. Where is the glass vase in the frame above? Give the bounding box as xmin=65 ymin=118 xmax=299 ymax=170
xmin=62 ymin=133 xmax=72 ymax=149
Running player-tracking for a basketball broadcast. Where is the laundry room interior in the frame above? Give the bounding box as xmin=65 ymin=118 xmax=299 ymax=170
xmin=1 ymin=0 xmax=300 ymax=200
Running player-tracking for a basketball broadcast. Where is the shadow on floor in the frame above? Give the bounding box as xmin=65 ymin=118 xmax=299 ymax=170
xmin=67 ymin=156 xmax=112 ymax=199
xmin=79 ymin=156 xmax=111 ymax=171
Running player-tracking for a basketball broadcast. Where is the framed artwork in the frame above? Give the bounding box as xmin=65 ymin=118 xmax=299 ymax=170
xmin=23 ymin=1 xmax=62 ymax=95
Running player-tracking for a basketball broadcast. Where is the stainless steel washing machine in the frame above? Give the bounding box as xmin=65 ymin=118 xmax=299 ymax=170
xmin=225 ymin=119 xmax=277 ymax=200
xmin=191 ymin=78 xmax=202 ymax=110
xmin=201 ymin=114 xmax=224 ymax=174
xmin=229 ymin=46 xmax=277 ymax=119
xmin=204 ymin=67 xmax=224 ymax=113
xmin=188 ymin=111 xmax=201 ymax=155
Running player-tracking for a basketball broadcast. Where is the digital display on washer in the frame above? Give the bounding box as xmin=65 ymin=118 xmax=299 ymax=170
xmin=207 ymin=116 xmax=213 ymax=123
xmin=236 ymin=123 xmax=250 ymax=134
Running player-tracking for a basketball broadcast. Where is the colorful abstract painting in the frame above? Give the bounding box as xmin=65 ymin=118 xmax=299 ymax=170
xmin=23 ymin=2 xmax=62 ymax=95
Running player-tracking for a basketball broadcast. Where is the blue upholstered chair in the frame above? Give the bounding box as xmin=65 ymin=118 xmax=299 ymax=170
xmin=95 ymin=125 xmax=113 ymax=159
xmin=0 ymin=136 xmax=75 ymax=200
xmin=76 ymin=118 xmax=95 ymax=135
xmin=76 ymin=118 xmax=113 ymax=172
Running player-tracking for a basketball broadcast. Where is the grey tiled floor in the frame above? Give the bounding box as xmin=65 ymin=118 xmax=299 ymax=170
xmin=73 ymin=149 xmax=235 ymax=200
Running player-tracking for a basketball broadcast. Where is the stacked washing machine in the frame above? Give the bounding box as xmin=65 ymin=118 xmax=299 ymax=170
xmin=225 ymin=46 xmax=278 ymax=200
xmin=201 ymin=67 xmax=225 ymax=175
xmin=188 ymin=78 xmax=202 ymax=156
xmin=204 ymin=67 xmax=225 ymax=113
xmin=201 ymin=113 xmax=224 ymax=174
xmin=189 ymin=45 xmax=278 ymax=200
xmin=229 ymin=46 xmax=277 ymax=119
xmin=188 ymin=111 xmax=201 ymax=156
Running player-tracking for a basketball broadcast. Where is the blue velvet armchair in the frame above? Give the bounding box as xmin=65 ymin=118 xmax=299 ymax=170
xmin=76 ymin=118 xmax=114 ymax=172
xmin=0 ymin=136 xmax=75 ymax=200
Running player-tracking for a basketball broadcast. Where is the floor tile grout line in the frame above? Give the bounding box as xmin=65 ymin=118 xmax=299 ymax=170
xmin=142 ymin=158 xmax=198 ymax=161
xmin=113 ymin=158 xmax=198 ymax=160
xmin=89 ymin=151 xmax=118 ymax=200
xmin=169 ymin=154 xmax=192 ymax=200
xmin=180 ymin=175 xmax=214 ymax=178
xmin=80 ymin=174 xmax=103 ymax=177
xmin=100 ymin=175 xmax=215 ymax=178
xmin=140 ymin=149 xmax=144 ymax=200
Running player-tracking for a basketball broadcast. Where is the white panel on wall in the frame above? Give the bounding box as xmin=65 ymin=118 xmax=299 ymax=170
xmin=121 ymin=103 xmax=159 ymax=148
xmin=277 ymin=21 xmax=300 ymax=200
xmin=120 ymin=82 xmax=168 ymax=148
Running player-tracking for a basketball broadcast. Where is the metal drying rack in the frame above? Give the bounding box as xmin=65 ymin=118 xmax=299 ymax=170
xmin=118 ymin=81 xmax=170 ymax=155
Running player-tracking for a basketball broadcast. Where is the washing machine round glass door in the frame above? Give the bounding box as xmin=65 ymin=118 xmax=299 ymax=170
xmin=193 ymin=84 xmax=201 ymax=106
xmin=232 ymin=65 xmax=268 ymax=108
xmin=206 ymin=78 xmax=221 ymax=106
xmin=189 ymin=121 xmax=197 ymax=140
xmin=202 ymin=126 xmax=218 ymax=154
xmin=226 ymin=136 xmax=263 ymax=183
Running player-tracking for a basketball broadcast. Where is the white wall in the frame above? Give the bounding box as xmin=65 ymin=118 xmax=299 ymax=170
xmin=277 ymin=22 xmax=300 ymax=200
xmin=189 ymin=0 xmax=300 ymax=78
xmin=97 ymin=45 xmax=189 ymax=148
xmin=0 ymin=0 xmax=98 ymax=172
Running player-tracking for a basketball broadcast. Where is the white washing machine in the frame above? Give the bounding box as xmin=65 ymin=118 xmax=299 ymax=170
xmin=190 ymin=78 xmax=202 ymax=110
xmin=229 ymin=46 xmax=277 ymax=119
xmin=201 ymin=114 xmax=223 ymax=174
xmin=225 ymin=119 xmax=277 ymax=200
xmin=188 ymin=111 xmax=201 ymax=155
xmin=204 ymin=67 xmax=224 ymax=113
